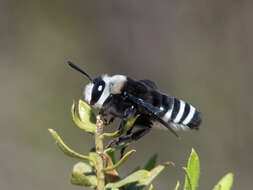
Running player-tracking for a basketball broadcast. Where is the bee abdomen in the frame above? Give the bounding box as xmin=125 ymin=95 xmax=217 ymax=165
xmin=161 ymin=97 xmax=201 ymax=130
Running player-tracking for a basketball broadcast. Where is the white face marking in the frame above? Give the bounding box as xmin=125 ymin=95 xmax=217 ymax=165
xmin=84 ymin=83 xmax=93 ymax=104
xmin=84 ymin=75 xmax=110 ymax=108
xmin=94 ymin=75 xmax=111 ymax=108
xmin=182 ymin=105 xmax=196 ymax=125
xmin=84 ymin=74 xmax=127 ymax=109
xmin=173 ymin=100 xmax=185 ymax=123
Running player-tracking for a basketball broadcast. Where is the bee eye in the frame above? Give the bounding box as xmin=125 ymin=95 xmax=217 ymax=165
xmin=98 ymin=85 xmax=103 ymax=91
xmin=90 ymin=79 xmax=105 ymax=105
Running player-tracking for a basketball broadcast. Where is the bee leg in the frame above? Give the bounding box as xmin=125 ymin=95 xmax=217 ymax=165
xmin=98 ymin=109 xmax=115 ymax=126
xmin=118 ymin=106 xmax=136 ymax=135
xmin=103 ymin=116 xmax=115 ymax=125
xmin=120 ymin=126 xmax=135 ymax=158
xmin=105 ymin=124 xmax=135 ymax=150
xmin=120 ymin=148 xmax=126 ymax=158
xmin=118 ymin=119 xmax=127 ymax=136
xmin=99 ymin=109 xmax=108 ymax=125
xmin=123 ymin=127 xmax=151 ymax=142
xmin=104 ymin=121 xmax=125 ymax=148
xmin=108 ymin=117 xmax=115 ymax=125
xmin=109 ymin=127 xmax=151 ymax=148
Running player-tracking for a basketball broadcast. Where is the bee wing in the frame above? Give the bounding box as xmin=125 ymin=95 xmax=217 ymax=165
xmin=127 ymin=94 xmax=179 ymax=138
xmin=139 ymin=80 xmax=158 ymax=90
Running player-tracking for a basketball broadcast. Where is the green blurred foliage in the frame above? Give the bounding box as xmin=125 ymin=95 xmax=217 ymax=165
xmin=1 ymin=0 xmax=253 ymax=189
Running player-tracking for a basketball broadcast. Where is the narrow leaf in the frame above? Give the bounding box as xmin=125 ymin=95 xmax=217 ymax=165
xmin=174 ymin=181 xmax=180 ymax=190
xmin=104 ymin=142 xmax=129 ymax=153
xmin=103 ymin=150 xmax=136 ymax=172
xmin=183 ymin=168 xmax=192 ymax=190
xmin=149 ymin=184 xmax=154 ymax=190
xmin=138 ymin=165 xmax=166 ymax=186
xmin=88 ymin=151 xmax=97 ymax=166
xmin=48 ymin=129 xmax=94 ymax=163
xmin=105 ymin=170 xmax=150 ymax=189
xmin=214 ymin=185 xmax=221 ymax=190
xmin=126 ymin=162 xmax=172 ymax=190
xmin=183 ymin=148 xmax=200 ymax=190
xmin=103 ymin=130 xmax=120 ymax=137
xmin=213 ymin=173 xmax=233 ymax=190
xmin=144 ymin=154 xmax=158 ymax=171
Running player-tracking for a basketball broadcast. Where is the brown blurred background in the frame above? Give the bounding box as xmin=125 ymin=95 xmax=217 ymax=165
xmin=1 ymin=0 xmax=253 ymax=189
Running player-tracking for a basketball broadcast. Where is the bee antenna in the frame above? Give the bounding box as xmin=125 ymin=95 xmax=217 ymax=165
xmin=67 ymin=61 xmax=93 ymax=82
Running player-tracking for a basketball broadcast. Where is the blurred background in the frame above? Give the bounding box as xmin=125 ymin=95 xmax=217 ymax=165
xmin=1 ymin=0 xmax=253 ymax=189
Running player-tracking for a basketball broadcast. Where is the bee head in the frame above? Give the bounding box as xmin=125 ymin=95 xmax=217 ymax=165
xmin=84 ymin=74 xmax=112 ymax=108
xmin=67 ymin=61 xmax=102 ymax=106
xmin=67 ymin=61 xmax=126 ymax=109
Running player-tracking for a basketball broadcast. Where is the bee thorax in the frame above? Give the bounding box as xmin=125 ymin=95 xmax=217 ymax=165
xmin=110 ymin=75 xmax=127 ymax=94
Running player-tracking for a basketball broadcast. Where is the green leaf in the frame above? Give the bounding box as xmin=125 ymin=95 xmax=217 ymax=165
xmin=78 ymin=99 xmax=96 ymax=124
xmin=144 ymin=154 xmax=158 ymax=171
xmin=126 ymin=163 xmax=171 ymax=190
xmin=104 ymin=142 xmax=129 ymax=154
xmin=183 ymin=148 xmax=200 ymax=190
xmin=71 ymin=162 xmax=97 ymax=187
xmin=88 ymin=151 xmax=97 ymax=167
xmin=105 ymin=170 xmax=150 ymax=189
xmin=138 ymin=165 xmax=166 ymax=186
xmin=71 ymin=172 xmax=94 ymax=187
xmin=183 ymin=167 xmax=192 ymax=190
xmin=71 ymin=100 xmax=96 ymax=133
xmin=103 ymin=150 xmax=136 ymax=172
xmin=103 ymin=130 xmax=119 ymax=137
xmin=149 ymin=184 xmax=154 ymax=190
xmin=48 ymin=129 xmax=94 ymax=163
xmin=174 ymin=181 xmax=180 ymax=190
xmin=213 ymin=173 xmax=233 ymax=190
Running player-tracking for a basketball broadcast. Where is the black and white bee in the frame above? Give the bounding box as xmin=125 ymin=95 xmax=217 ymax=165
xmin=68 ymin=61 xmax=202 ymax=147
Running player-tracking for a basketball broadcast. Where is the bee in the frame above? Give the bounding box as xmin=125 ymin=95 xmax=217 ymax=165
xmin=68 ymin=61 xmax=202 ymax=147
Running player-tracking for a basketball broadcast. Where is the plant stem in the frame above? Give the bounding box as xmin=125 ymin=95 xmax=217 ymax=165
xmin=95 ymin=115 xmax=105 ymax=190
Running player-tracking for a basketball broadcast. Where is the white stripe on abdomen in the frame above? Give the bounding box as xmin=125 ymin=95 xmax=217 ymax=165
xmin=162 ymin=104 xmax=174 ymax=121
xmin=173 ymin=100 xmax=185 ymax=123
xmin=182 ymin=105 xmax=196 ymax=125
